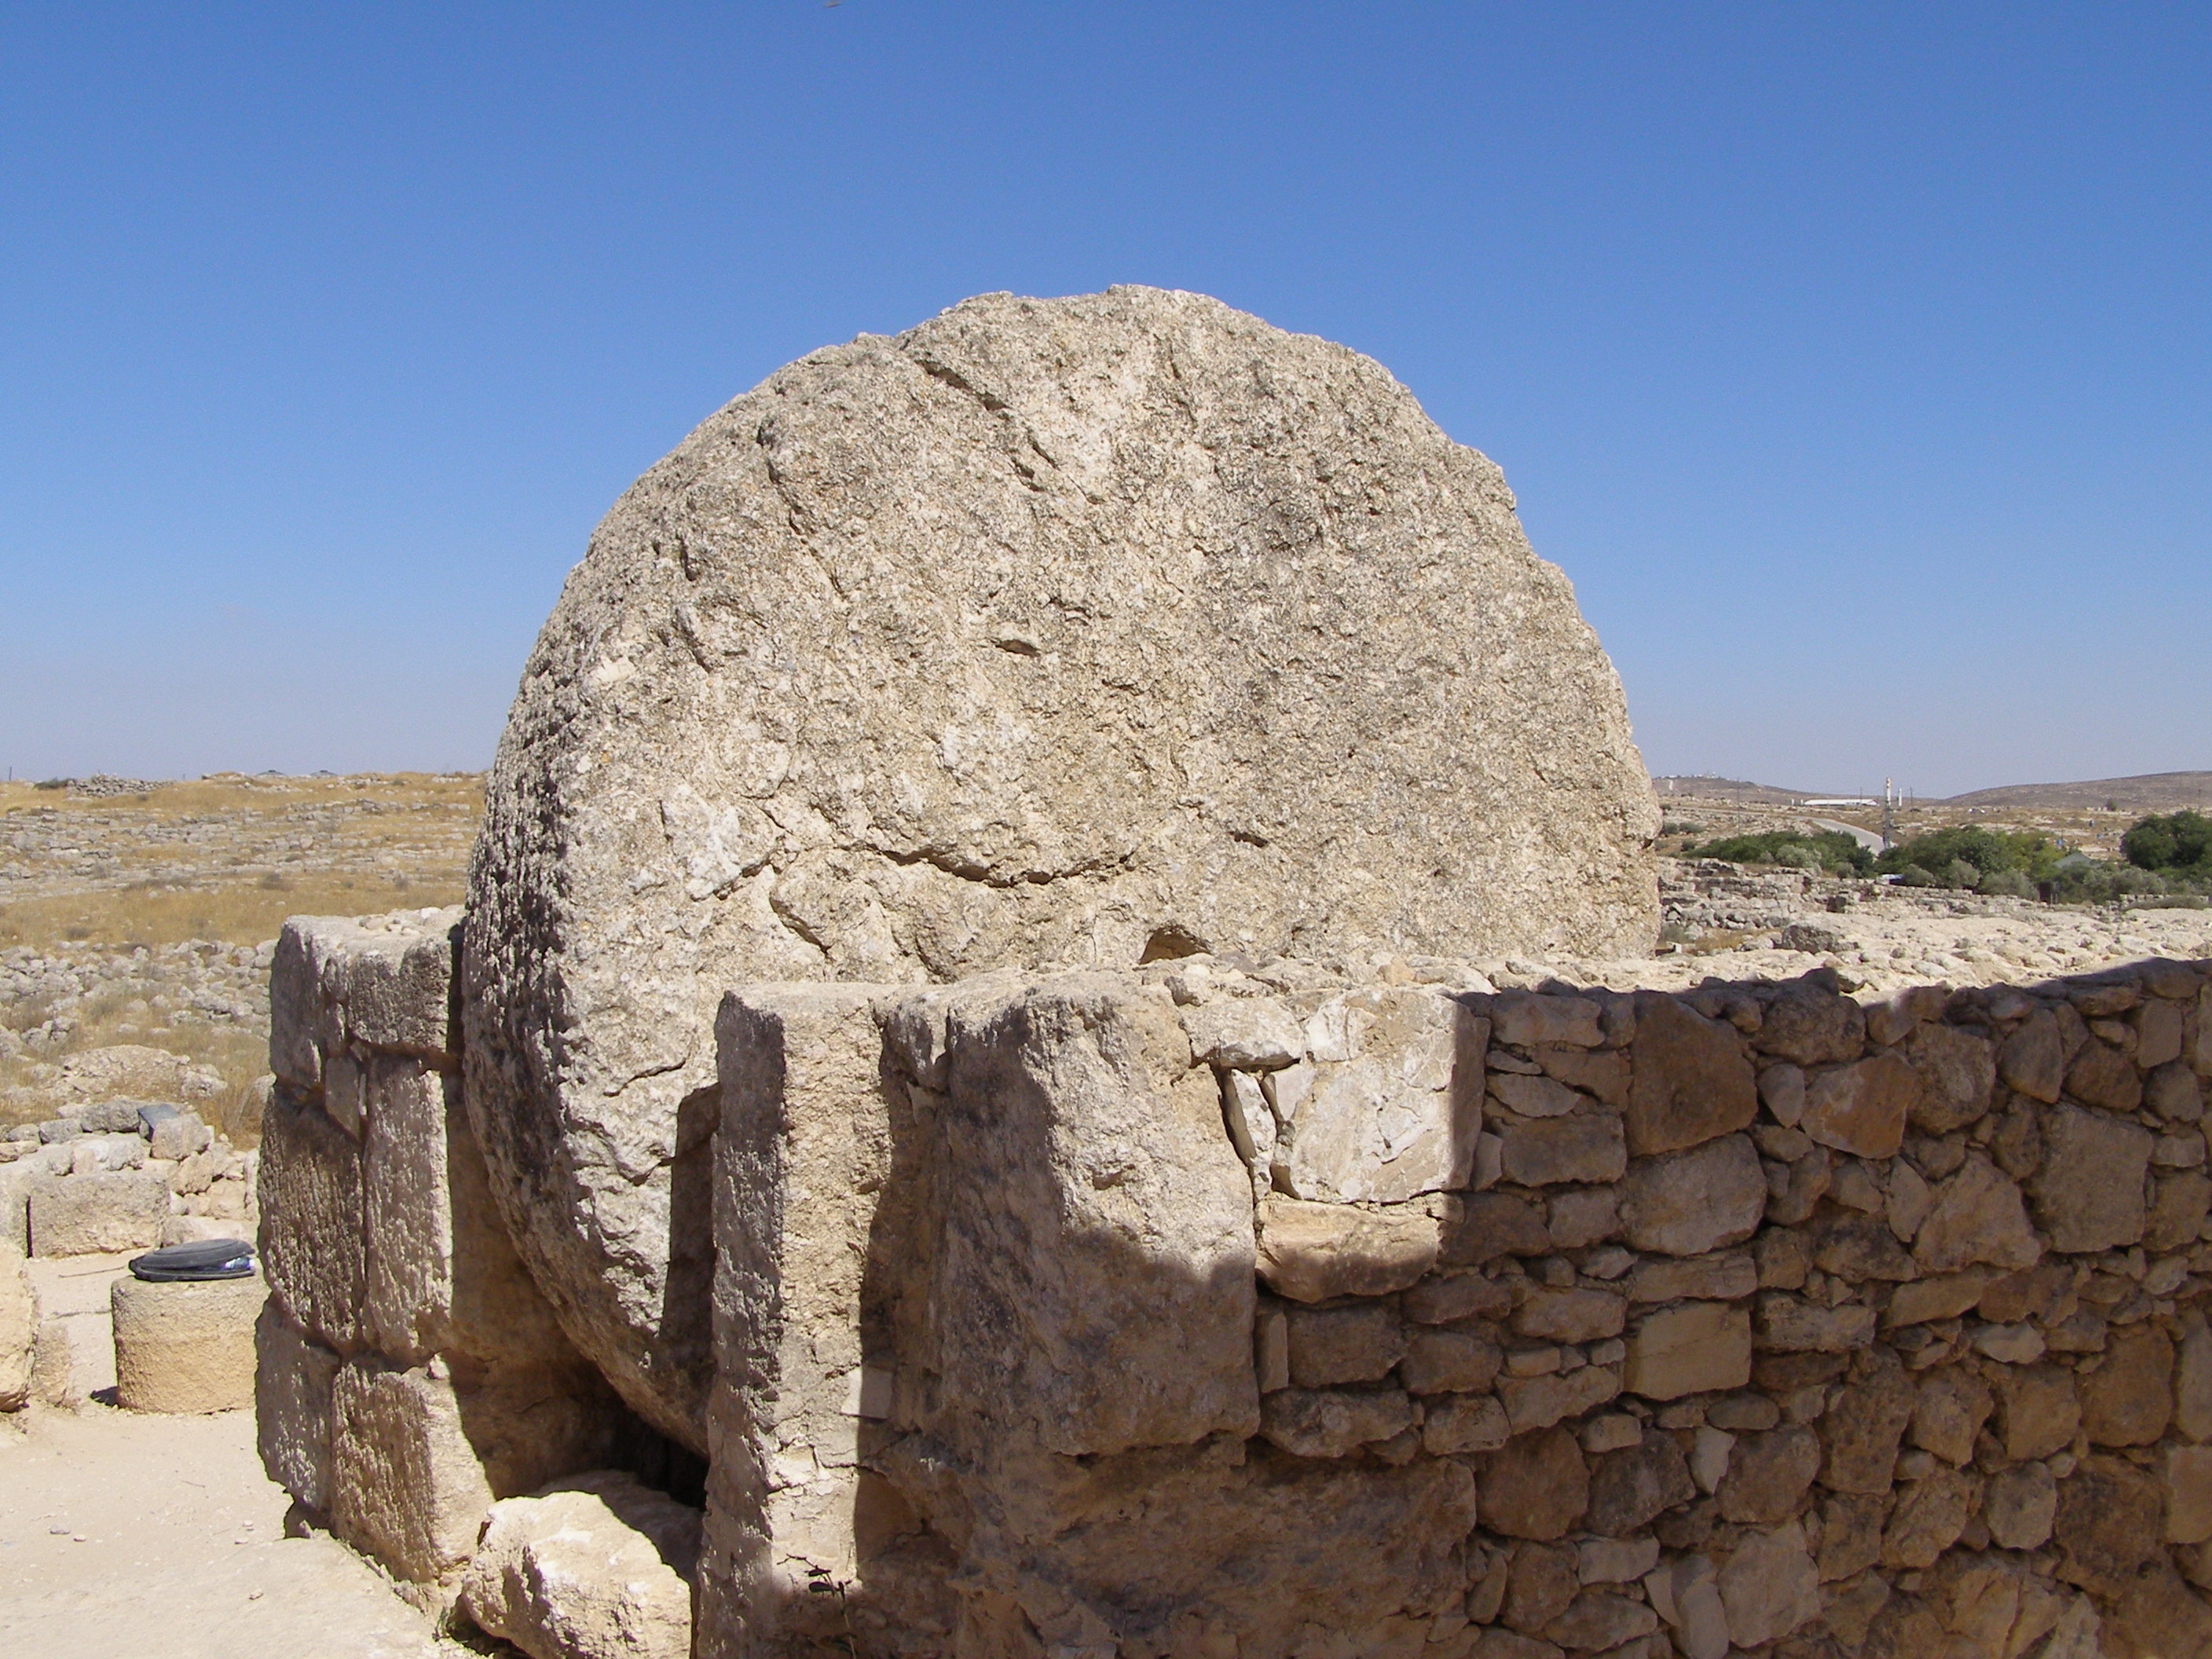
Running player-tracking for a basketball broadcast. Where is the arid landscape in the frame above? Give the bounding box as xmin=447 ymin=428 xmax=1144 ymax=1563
xmin=0 ymin=772 xmax=478 ymax=1140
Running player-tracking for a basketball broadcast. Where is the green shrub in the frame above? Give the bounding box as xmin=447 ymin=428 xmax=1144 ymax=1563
xmin=1875 ymin=826 xmax=2061 ymax=885
xmin=2122 ymin=810 xmax=2212 ymax=874
xmin=1686 ymin=830 xmax=1873 ymax=876
xmin=1977 ymin=869 xmax=2035 ymax=899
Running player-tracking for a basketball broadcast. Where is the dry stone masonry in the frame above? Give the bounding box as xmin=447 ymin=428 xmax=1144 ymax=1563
xmin=260 ymin=905 xmax=2212 ymax=1657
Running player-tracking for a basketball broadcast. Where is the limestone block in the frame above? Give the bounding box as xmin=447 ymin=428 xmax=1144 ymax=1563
xmin=2166 ymin=1445 xmax=2212 ymax=1546
xmin=1284 ymin=1303 xmax=1404 ymax=1387
xmin=1754 ymin=984 xmax=1866 ymax=1067
xmin=466 ymin=288 xmax=1661 ymax=1446
xmin=1437 ymin=1191 xmax=1547 ymax=1265
xmin=2180 ymin=1314 xmax=2212 ymax=1442
xmin=2079 ymin=1324 xmax=2174 ymax=1446
xmin=460 ymin=1473 xmax=701 ymax=1659
xmin=1588 ymin=1428 xmax=1695 ymax=1536
xmin=1985 ymin=1461 xmax=2057 ymax=1549
xmin=1617 ymin=1133 xmax=1765 ymax=1256
xmin=1403 ymin=1328 xmax=1505 ymax=1396
xmin=1799 ymin=1053 xmax=1917 ymax=1159
xmin=1278 ymin=988 xmax=1484 ymax=1203
xmin=110 ymin=1272 xmax=260 ymax=1412
xmin=271 ymin=910 xmax=461 ymax=1090
xmin=256 ymin=1302 xmax=341 ymax=1512
xmin=1624 ymin=1250 xmax=1757 ymax=1303
xmin=1623 ymin=1302 xmax=1750 ymax=1401
xmin=1717 ymin=1521 xmax=1820 ymax=1649
xmin=1479 ymin=1425 xmax=1588 ymax=1540
xmin=331 ymin=1359 xmax=497 ymax=1585
xmin=1818 ymin=1359 xmax=1916 ymax=1492
xmin=2053 ymin=1456 xmax=2163 ymax=1598
xmin=1881 ymin=1467 xmax=1979 ymax=1567
xmin=1182 ymin=997 xmax=1302 ymax=1071
xmin=256 ymin=1083 xmax=365 ymax=1353
xmin=1716 ymin=1426 xmax=1820 ymax=1524
xmin=2029 ymin=1105 xmax=2152 ymax=1252
xmin=1994 ymin=1364 xmax=2079 ymax=1461
xmin=1755 ymin=1295 xmax=1875 ymax=1353
xmin=1513 ymin=1286 xmax=1624 ymax=1344
xmin=0 ymin=1248 xmax=31 ymax=1410
xmin=1497 ymin=1112 xmax=1626 ymax=1187
xmin=1256 ymin=1196 xmax=1439 ymax=1302
xmin=1492 ymin=992 xmax=1604 ymax=1049
xmin=914 ymin=975 xmax=1258 ymax=1456
xmin=2065 ymin=1039 xmax=2141 ymax=1111
xmin=363 ymin=1057 xmax=456 ymax=1363
xmin=27 ymin=1171 xmax=168 ymax=1256
xmin=1903 ymin=1020 xmax=1995 ymax=1133
xmin=1912 ymin=1154 xmax=2042 ymax=1273
xmin=1258 ymin=1386 xmax=1416 ymax=1458
xmin=1910 ymin=1367 xmax=1994 ymax=1465
xmin=1403 ymin=1270 xmax=1511 ymax=1324
xmin=1624 ymin=994 xmax=1756 ymax=1155
xmin=146 ymin=1111 xmax=209 ymax=1161
xmin=1499 ymin=1363 xmax=1620 ymax=1432
xmin=1999 ymin=1008 xmax=2065 ymax=1103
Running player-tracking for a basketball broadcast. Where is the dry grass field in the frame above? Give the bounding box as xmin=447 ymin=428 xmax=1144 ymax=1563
xmin=0 ymin=773 xmax=480 ymax=1137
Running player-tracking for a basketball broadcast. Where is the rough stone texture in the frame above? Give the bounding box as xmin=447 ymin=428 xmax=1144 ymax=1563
xmin=1617 ymin=1133 xmax=1765 ymax=1255
xmin=1480 ymin=1426 xmax=1590 ymax=1540
xmin=1800 ymin=1053 xmax=1919 ymax=1159
xmin=26 ymin=1170 xmax=167 ymax=1256
xmin=1717 ymin=1520 xmax=1820 ymax=1649
xmin=257 ymin=1082 xmax=365 ymax=1353
xmin=1624 ymin=994 xmax=1756 ymax=1155
xmin=464 ymin=287 xmax=1661 ymax=1444
xmin=331 ymin=1359 xmax=499 ymax=1586
xmin=1258 ymin=1196 xmax=1439 ymax=1301
xmin=2079 ymin=1324 xmax=2174 ymax=1446
xmin=1623 ymin=1301 xmax=1752 ymax=1400
xmin=0 ymin=1244 xmax=31 ymax=1410
xmin=460 ymin=1472 xmax=702 ymax=1659
xmin=704 ymin=982 xmax=896 ymax=1650
xmin=256 ymin=1302 xmax=342 ymax=1513
xmin=269 ymin=909 xmax=462 ymax=1090
xmin=1903 ymin=1020 xmax=1995 ymax=1133
xmin=1912 ymin=1154 xmax=2043 ymax=1273
xmin=2031 ymin=1105 xmax=2154 ymax=1251
xmin=910 ymin=975 xmax=1258 ymax=1456
xmin=109 ymin=1271 xmax=261 ymax=1413
xmin=1279 ymin=988 xmax=1485 ymax=1203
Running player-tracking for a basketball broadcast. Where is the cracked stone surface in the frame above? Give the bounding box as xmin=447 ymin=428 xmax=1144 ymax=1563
xmin=463 ymin=285 xmax=1660 ymax=1445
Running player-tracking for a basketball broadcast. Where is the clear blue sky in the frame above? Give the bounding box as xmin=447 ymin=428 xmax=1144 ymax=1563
xmin=2 ymin=4 xmax=2205 ymax=797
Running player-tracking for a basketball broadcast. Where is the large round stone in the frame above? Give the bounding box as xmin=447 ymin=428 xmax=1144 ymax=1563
xmin=465 ymin=287 xmax=1659 ymax=1445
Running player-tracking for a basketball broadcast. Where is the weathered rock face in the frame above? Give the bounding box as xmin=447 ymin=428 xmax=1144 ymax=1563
xmin=465 ymin=287 xmax=1660 ymax=1443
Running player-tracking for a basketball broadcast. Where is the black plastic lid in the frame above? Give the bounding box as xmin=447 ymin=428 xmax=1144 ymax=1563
xmin=128 ymin=1240 xmax=256 ymax=1282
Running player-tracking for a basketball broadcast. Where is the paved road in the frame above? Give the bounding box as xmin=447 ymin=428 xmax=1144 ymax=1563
xmin=1811 ymin=818 xmax=1884 ymax=853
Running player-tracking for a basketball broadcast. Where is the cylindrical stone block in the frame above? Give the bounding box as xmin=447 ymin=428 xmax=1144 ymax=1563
xmin=111 ymin=1273 xmax=263 ymax=1413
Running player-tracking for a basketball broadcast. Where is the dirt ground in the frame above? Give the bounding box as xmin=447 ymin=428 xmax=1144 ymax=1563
xmin=0 ymin=1402 xmax=479 ymax=1659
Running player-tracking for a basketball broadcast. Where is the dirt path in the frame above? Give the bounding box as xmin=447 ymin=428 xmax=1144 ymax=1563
xmin=0 ymin=1403 xmax=478 ymax=1659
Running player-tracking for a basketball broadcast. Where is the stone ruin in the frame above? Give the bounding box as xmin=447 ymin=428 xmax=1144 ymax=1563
xmin=248 ymin=291 xmax=2212 ymax=1658
xmin=0 ymin=1078 xmax=258 ymax=1412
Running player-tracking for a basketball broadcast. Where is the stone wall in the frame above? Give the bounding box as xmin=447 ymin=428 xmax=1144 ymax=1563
xmin=254 ymin=908 xmax=641 ymax=1599
xmin=703 ymin=954 xmax=2212 ymax=1659
xmin=258 ymin=909 xmax=2212 ymax=1657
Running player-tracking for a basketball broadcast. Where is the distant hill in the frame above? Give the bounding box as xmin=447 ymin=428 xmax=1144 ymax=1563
xmin=1939 ymin=771 xmax=2212 ymax=813
xmin=1653 ymin=770 xmax=2212 ymax=814
xmin=1651 ymin=776 xmax=1842 ymax=804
